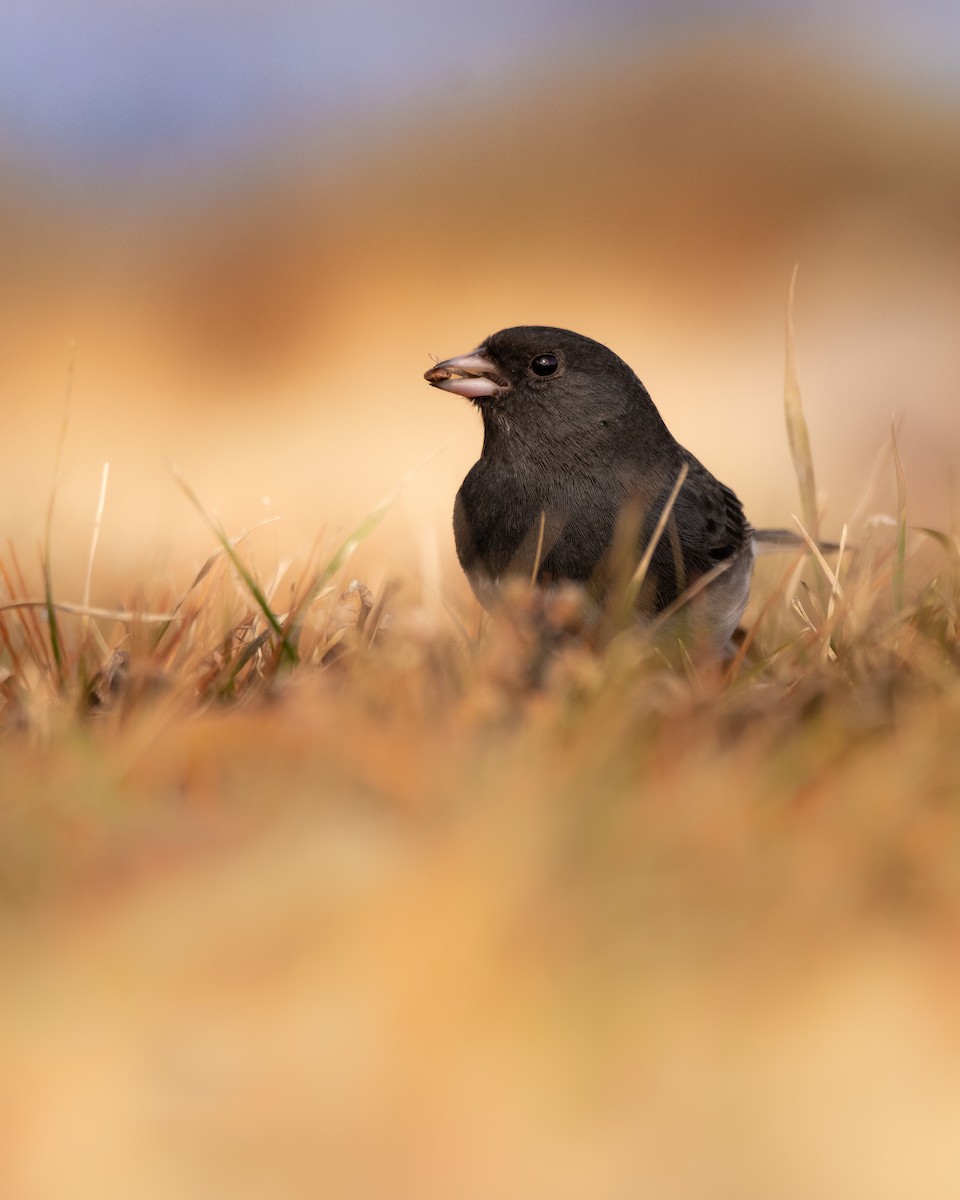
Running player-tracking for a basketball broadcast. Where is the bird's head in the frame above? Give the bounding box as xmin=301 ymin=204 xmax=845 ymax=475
xmin=424 ymin=326 xmax=660 ymax=446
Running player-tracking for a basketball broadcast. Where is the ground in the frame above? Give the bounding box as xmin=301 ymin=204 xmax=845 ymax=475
xmin=2 ymin=494 xmax=960 ymax=1199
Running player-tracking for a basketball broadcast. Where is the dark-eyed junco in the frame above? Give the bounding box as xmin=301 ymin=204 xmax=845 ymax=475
xmin=425 ymin=325 xmax=756 ymax=655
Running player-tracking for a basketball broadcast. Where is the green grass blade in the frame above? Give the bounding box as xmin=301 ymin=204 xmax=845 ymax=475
xmin=172 ymin=467 xmax=298 ymax=666
xmin=41 ymin=550 xmax=64 ymax=682
xmin=150 ymin=516 xmax=282 ymax=650
xmin=284 ymin=447 xmax=449 ymax=647
xmin=285 ymin=500 xmax=393 ymax=648
xmin=220 ymin=628 xmax=274 ymax=697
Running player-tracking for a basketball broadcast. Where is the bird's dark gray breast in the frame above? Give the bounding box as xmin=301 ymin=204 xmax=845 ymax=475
xmin=454 ymin=445 xmax=752 ymax=620
xmin=454 ymin=458 xmax=626 ymax=593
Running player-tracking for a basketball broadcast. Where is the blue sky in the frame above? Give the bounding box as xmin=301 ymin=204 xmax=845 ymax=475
xmin=1 ymin=0 xmax=958 ymax=179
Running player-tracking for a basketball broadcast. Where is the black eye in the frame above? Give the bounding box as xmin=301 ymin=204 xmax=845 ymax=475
xmin=530 ymin=353 xmax=559 ymax=377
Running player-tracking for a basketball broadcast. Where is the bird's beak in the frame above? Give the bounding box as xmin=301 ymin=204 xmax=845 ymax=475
xmin=424 ymin=348 xmax=509 ymax=399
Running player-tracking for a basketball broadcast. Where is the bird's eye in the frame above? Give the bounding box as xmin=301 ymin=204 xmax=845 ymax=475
xmin=530 ymin=353 xmax=559 ymax=377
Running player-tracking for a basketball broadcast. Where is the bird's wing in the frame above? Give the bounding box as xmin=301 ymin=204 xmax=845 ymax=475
xmin=636 ymin=454 xmax=750 ymax=609
xmin=673 ymin=454 xmax=751 ymax=568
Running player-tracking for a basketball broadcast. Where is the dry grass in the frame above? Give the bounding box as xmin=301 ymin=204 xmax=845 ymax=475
xmin=2 ymin=432 xmax=960 ymax=1197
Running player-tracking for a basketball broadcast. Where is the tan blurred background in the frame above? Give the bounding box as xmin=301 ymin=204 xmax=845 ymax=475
xmin=2 ymin=1 xmax=960 ymax=600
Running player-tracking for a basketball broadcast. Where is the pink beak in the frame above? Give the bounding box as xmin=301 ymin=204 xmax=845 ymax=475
xmin=424 ymin=348 xmax=509 ymax=399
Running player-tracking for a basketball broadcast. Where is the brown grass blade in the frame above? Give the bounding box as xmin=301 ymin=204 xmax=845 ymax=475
xmin=628 ymin=462 xmax=690 ymax=606
xmin=891 ymin=420 xmax=908 ymax=616
xmin=784 ymin=266 xmax=820 ymax=545
xmin=0 ymin=600 xmax=181 ymax=622
xmin=41 ymin=342 xmax=76 ymax=684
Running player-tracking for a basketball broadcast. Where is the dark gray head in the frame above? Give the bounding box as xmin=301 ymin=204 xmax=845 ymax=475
xmin=424 ymin=325 xmax=676 ymax=466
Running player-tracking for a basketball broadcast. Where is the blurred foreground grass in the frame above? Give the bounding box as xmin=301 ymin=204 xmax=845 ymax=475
xmin=2 ymin=478 xmax=960 ymax=1197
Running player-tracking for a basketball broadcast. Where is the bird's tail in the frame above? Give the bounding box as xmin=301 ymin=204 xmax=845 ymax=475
xmin=752 ymin=528 xmax=842 ymax=555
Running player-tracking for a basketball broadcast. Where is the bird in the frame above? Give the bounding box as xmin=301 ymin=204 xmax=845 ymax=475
xmin=424 ymin=325 xmax=767 ymax=657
